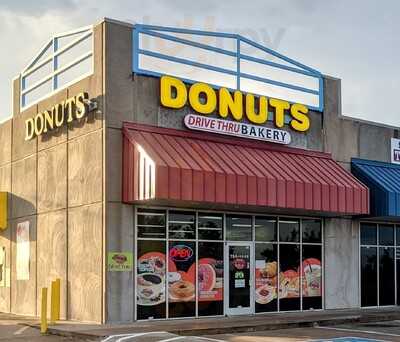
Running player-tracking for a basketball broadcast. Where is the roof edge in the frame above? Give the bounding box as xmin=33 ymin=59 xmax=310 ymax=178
xmin=352 ymin=158 xmax=400 ymax=169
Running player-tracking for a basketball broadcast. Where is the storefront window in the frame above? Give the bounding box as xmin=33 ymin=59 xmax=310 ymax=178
xmin=396 ymin=226 xmax=400 ymax=246
xmin=279 ymin=244 xmax=300 ymax=311
xmin=302 ymin=245 xmax=322 ymax=310
xmin=255 ymin=243 xmax=278 ymax=313
xmin=198 ymin=242 xmax=224 ymax=316
xmin=136 ymin=209 xmax=323 ymax=319
xmin=361 ymin=246 xmax=377 ymax=307
xmin=360 ymin=223 xmax=377 ymax=245
xmin=255 ymin=217 xmax=277 ymax=242
xmin=198 ymin=214 xmax=223 ymax=240
xmin=360 ymin=222 xmax=396 ymax=308
xmin=226 ymin=215 xmax=252 ymax=241
xmin=379 ymin=247 xmax=395 ymax=305
xmin=168 ymin=211 xmax=195 ymax=239
xmin=397 ymin=248 xmax=400 ymax=306
xmin=137 ymin=208 xmax=166 ymax=239
xmin=279 ymin=219 xmax=300 ymax=243
xmin=137 ymin=239 xmax=166 ymax=320
xmin=168 ymin=241 xmax=196 ymax=318
xmin=379 ymin=224 xmax=394 ymax=246
xmin=302 ymin=219 xmax=322 ymax=243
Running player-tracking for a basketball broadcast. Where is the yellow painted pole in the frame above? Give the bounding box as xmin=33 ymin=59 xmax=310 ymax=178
xmin=50 ymin=278 xmax=61 ymax=323
xmin=54 ymin=278 xmax=60 ymax=321
xmin=50 ymin=281 xmax=56 ymax=324
xmin=40 ymin=287 xmax=48 ymax=334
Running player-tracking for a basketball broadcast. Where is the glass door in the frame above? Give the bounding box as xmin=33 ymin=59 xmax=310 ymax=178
xmin=225 ymin=242 xmax=253 ymax=315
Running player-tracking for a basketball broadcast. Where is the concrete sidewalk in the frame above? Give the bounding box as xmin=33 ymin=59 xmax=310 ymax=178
xmin=5 ymin=308 xmax=400 ymax=339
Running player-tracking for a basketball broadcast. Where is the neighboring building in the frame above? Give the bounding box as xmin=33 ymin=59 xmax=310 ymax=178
xmin=0 ymin=18 xmax=399 ymax=323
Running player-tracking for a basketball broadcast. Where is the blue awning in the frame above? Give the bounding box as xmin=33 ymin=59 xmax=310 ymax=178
xmin=351 ymin=158 xmax=400 ymax=218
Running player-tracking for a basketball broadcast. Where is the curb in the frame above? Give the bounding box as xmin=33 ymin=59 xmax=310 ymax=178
xmin=24 ymin=312 xmax=400 ymax=340
xmin=22 ymin=323 xmax=107 ymax=340
xmin=175 ymin=316 xmax=361 ymax=336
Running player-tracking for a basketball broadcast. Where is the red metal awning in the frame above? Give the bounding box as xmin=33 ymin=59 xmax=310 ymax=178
xmin=122 ymin=123 xmax=369 ymax=215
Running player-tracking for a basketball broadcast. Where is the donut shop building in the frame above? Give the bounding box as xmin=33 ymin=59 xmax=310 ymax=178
xmin=0 ymin=18 xmax=399 ymax=323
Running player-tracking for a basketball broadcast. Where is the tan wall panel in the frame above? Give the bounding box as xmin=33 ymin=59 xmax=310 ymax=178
xmin=68 ymin=130 xmax=103 ymax=207
xmin=0 ymin=120 xmax=12 ymax=167
xmin=0 ymin=131 xmax=12 ymax=312
xmin=67 ymin=77 xmax=103 ymax=140
xmin=11 ymin=155 xmax=37 ymax=219
xmin=0 ymin=227 xmax=11 ymax=312
xmin=37 ymin=89 xmax=68 ymax=151
xmin=132 ymin=75 xmax=159 ymax=126
xmin=13 ymin=77 xmax=20 ymax=117
xmin=12 ymin=106 xmax=38 ymax=162
xmin=37 ymin=144 xmax=67 ymax=213
xmin=37 ymin=210 xmax=67 ymax=319
xmin=11 ymin=215 xmax=37 ymax=316
xmin=106 ymin=202 xmax=133 ymax=322
xmin=68 ymin=203 xmax=102 ymax=322
xmin=0 ymin=164 xmax=11 ymax=193
xmin=106 ymin=128 xmax=122 ymax=202
xmin=105 ymin=22 xmax=134 ymax=128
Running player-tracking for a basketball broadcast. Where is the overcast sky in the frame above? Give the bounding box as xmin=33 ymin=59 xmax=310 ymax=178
xmin=0 ymin=0 xmax=399 ymax=126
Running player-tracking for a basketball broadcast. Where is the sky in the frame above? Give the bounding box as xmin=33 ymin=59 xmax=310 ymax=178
xmin=0 ymin=0 xmax=399 ymax=126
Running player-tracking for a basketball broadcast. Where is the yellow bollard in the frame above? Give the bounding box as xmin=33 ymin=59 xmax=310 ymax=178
xmin=40 ymin=287 xmax=48 ymax=334
xmin=50 ymin=278 xmax=61 ymax=324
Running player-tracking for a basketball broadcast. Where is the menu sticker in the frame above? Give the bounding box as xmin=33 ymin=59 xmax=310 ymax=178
xmin=107 ymin=252 xmax=133 ymax=272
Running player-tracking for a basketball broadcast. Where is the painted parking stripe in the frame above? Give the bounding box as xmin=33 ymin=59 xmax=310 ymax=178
xmin=157 ymin=337 xmax=226 ymax=342
xmin=156 ymin=337 xmax=185 ymax=342
xmin=194 ymin=337 xmax=227 ymax=342
xmin=14 ymin=326 xmax=30 ymax=335
xmin=102 ymin=331 xmax=169 ymax=342
xmin=311 ymin=338 xmax=387 ymax=342
xmin=316 ymin=326 xmax=397 ymax=339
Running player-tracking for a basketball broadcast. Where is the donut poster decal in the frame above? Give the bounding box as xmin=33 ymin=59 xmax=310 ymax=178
xmin=137 ymin=240 xmax=167 ymax=320
xmin=255 ymin=243 xmax=278 ymax=313
xmin=168 ymin=242 xmax=196 ymax=318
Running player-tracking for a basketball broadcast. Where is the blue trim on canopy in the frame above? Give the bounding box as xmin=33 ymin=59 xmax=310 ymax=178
xmin=351 ymin=158 xmax=400 ymax=218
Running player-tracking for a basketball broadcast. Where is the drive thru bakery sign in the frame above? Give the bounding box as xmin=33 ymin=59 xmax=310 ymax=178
xmin=160 ymin=75 xmax=311 ymax=145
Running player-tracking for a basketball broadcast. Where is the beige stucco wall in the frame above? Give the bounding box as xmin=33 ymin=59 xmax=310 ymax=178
xmin=0 ymin=21 xmax=105 ymax=323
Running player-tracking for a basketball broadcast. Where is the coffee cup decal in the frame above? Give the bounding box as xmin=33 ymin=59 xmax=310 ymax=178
xmin=137 ymin=251 xmax=166 ymax=306
xmin=137 ymin=273 xmax=164 ymax=300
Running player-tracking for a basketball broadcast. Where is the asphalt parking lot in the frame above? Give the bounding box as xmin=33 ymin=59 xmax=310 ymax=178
xmin=101 ymin=321 xmax=400 ymax=342
xmin=3 ymin=321 xmax=400 ymax=342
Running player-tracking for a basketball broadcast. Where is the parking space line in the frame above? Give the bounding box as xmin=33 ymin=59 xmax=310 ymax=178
xmin=194 ymin=337 xmax=227 ymax=342
xmin=156 ymin=337 xmax=185 ymax=342
xmin=316 ymin=326 xmax=398 ymax=339
xmin=311 ymin=336 xmax=388 ymax=342
xmin=102 ymin=331 xmax=169 ymax=342
xmin=14 ymin=326 xmax=30 ymax=335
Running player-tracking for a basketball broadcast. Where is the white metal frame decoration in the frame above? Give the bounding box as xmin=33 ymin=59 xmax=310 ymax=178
xmin=20 ymin=25 xmax=94 ymax=109
xmin=133 ymin=24 xmax=324 ymax=112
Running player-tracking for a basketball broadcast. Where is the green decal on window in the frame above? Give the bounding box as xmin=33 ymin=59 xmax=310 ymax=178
xmin=108 ymin=252 xmax=133 ymax=272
